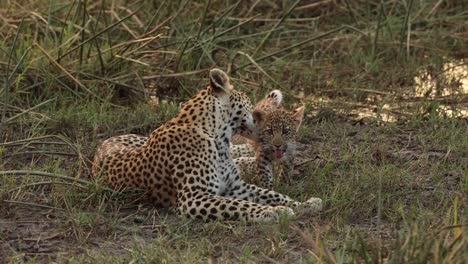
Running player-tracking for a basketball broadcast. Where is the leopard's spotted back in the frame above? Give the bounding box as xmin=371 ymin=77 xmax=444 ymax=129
xmin=92 ymin=134 xmax=146 ymax=177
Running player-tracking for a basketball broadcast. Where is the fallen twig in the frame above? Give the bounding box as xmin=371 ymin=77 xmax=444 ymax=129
xmin=2 ymin=200 xmax=65 ymax=211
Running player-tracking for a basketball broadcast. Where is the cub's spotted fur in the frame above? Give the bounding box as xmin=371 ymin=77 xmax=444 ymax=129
xmin=231 ymin=90 xmax=304 ymax=189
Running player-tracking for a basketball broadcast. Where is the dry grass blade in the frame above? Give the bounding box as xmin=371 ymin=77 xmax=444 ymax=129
xmin=0 ymin=135 xmax=68 ymax=147
xmin=142 ymin=68 xmax=208 ymax=80
xmin=7 ymin=181 xmax=88 ymax=193
xmin=237 ymin=51 xmax=282 ymax=88
xmin=111 ymin=10 xmax=139 ymax=39
xmin=3 ymin=150 xmax=77 ymax=158
xmin=296 ymin=0 xmax=332 ymax=10
xmin=226 ymin=17 xmax=319 ymax=22
xmin=428 ymin=0 xmax=444 ymax=17
xmin=114 ymin=55 xmax=150 ymax=66
xmin=2 ymin=200 xmax=65 ymax=211
xmin=81 ymin=72 xmax=142 ymax=92
xmin=434 ymin=224 xmax=468 ymax=235
xmin=0 ymin=170 xmax=91 ymax=186
xmin=86 ymin=34 xmax=162 ymax=60
xmin=118 ymin=34 xmax=163 ymax=59
xmin=143 ymin=15 xmax=173 ymax=38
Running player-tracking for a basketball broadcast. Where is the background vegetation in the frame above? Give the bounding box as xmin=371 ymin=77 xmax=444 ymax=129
xmin=0 ymin=0 xmax=466 ymax=263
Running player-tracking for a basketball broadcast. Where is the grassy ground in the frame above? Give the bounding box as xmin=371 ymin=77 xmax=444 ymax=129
xmin=0 ymin=0 xmax=467 ymax=263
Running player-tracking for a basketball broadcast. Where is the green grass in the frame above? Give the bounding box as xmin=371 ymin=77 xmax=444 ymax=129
xmin=1 ymin=0 xmax=467 ymax=263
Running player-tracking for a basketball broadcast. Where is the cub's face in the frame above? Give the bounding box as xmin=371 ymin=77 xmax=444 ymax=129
xmin=258 ymin=107 xmax=304 ymax=160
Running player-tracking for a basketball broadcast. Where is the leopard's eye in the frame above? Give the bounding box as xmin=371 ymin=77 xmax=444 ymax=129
xmin=264 ymin=127 xmax=273 ymax=135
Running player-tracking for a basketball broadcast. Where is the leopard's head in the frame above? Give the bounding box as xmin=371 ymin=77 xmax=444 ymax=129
xmin=208 ymin=69 xmax=263 ymax=141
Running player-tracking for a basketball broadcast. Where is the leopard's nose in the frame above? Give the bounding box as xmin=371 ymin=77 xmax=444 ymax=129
xmin=273 ymin=143 xmax=282 ymax=149
xmin=272 ymin=137 xmax=282 ymax=148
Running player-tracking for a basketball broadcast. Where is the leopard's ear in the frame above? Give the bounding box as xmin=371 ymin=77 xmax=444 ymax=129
xmin=253 ymin=109 xmax=266 ymax=129
xmin=291 ymin=106 xmax=305 ymax=132
xmin=209 ymin=68 xmax=233 ymax=94
xmin=265 ymin=90 xmax=283 ymax=107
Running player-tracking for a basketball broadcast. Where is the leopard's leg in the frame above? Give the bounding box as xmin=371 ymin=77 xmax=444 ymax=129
xmin=234 ymin=157 xmax=259 ymax=185
xmin=176 ymin=191 xmax=295 ymax=222
xmin=173 ymin=167 xmax=293 ymax=223
xmin=234 ymin=150 xmax=283 ymax=190
xmin=255 ymin=150 xmax=274 ymax=189
xmin=279 ymin=147 xmax=296 ymax=184
xmin=234 ymin=153 xmax=274 ymax=189
xmin=230 ymin=143 xmax=255 ymax=159
xmin=224 ymin=172 xmax=322 ymax=214
xmin=278 ymin=157 xmax=294 ymax=184
xmin=176 ymin=190 xmax=293 ymax=223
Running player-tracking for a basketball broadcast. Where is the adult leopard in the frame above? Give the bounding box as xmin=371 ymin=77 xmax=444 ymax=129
xmin=92 ymin=69 xmax=322 ymax=222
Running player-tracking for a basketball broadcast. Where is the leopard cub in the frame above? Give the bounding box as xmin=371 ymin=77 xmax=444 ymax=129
xmin=231 ymin=90 xmax=304 ymax=189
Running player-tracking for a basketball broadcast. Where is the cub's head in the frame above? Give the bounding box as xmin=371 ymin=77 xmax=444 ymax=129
xmin=254 ymin=90 xmax=305 ymax=160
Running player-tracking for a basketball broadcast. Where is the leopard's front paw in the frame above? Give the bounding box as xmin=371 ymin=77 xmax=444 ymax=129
xmin=304 ymin=197 xmax=323 ymax=212
xmin=273 ymin=205 xmax=295 ymax=218
xmin=295 ymin=197 xmax=323 ymax=214
xmin=259 ymin=206 xmax=295 ymax=223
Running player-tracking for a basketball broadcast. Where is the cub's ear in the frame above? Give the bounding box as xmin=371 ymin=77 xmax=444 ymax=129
xmin=265 ymin=89 xmax=283 ymax=107
xmin=209 ymin=68 xmax=233 ymax=93
xmin=291 ymin=106 xmax=305 ymax=132
xmin=252 ymin=109 xmax=266 ymax=129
